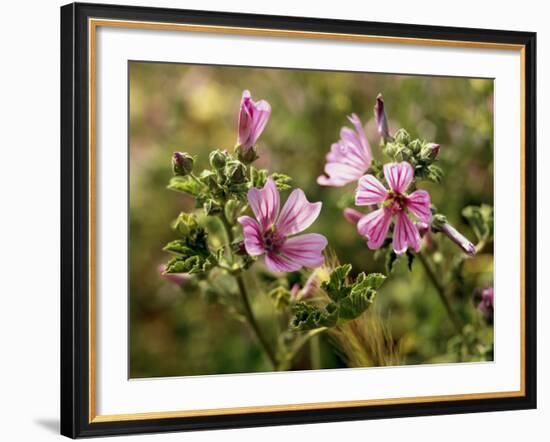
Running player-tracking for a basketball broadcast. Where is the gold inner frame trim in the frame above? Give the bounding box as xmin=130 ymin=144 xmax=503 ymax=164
xmin=88 ymin=17 xmax=527 ymax=423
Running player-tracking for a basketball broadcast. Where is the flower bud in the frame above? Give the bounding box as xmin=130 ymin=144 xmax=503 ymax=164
xmin=393 ymin=128 xmax=411 ymax=145
xmin=236 ymin=144 xmax=259 ymax=164
xmin=473 ymin=287 xmax=494 ymax=322
xmin=173 ymin=212 xmax=199 ymax=237
xmin=225 ymin=160 xmax=247 ymax=184
xmin=343 ymin=208 xmax=363 ymax=225
xmin=209 ymin=149 xmax=227 ymax=170
xmin=203 ymin=199 xmax=223 ymax=216
xmin=237 ymin=90 xmax=271 ymax=154
xmin=158 ymin=264 xmax=190 ymax=287
xmin=433 ymin=215 xmax=476 ymax=256
xmin=374 ymin=94 xmax=391 ymax=140
xmin=420 ymin=143 xmax=441 ymax=161
xmin=172 ymin=152 xmax=194 ymax=176
xmin=428 ymin=143 xmax=440 ymax=158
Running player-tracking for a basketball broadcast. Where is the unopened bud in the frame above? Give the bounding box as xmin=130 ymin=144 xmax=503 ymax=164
xmin=209 ymin=149 xmax=227 ymax=170
xmin=433 ymin=215 xmax=476 ymax=256
xmin=374 ymin=94 xmax=391 ymax=140
xmin=225 ymin=160 xmax=247 ymax=184
xmin=473 ymin=287 xmax=494 ymax=322
xmin=343 ymin=208 xmax=363 ymax=225
xmin=172 ymin=152 xmax=194 ymax=176
xmin=236 ymin=144 xmax=259 ymax=164
xmin=393 ymin=128 xmax=411 ymax=145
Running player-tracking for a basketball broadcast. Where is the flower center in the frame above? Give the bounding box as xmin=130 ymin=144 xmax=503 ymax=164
xmin=263 ymin=226 xmax=285 ymax=252
xmin=385 ymin=191 xmax=407 ymax=215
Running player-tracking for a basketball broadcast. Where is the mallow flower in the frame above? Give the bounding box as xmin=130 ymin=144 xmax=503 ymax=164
xmin=317 ymin=114 xmax=372 ymax=187
xmin=236 ymin=90 xmax=271 ymax=157
xmin=355 ymin=161 xmax=432 ymax=255
xmin=238 ymin=177 xmax=328 ymax=272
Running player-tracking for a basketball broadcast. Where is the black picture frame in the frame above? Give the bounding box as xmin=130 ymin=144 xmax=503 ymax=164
xmin=61 ymin=2 xmax=537 ymax=438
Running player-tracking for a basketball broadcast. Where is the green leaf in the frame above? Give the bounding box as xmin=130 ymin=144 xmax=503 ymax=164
xmin=338 ymin=287 xmax=376 ymax=320
xmin=272 ymin=173 xmax=293 ymax=191
xmin=364 ymin=272 xmax=386 ymax=289
xmin=167 ymin=176 xmax=202 ymax=196
xmin=249 ymin=167 xmax=268 ymax=188
xmin=269 ymin=286 xmax=291 ymax=310
xmin=427 ymin=164 xmax=444 ymax=183
xmin=292 ymin=266 xmax=386 ymax=330
xmin=321 ymin=264 xmax=352 ymax=302
xmin=165 ymin=255 xmax=203 ymax=274
xmin=162 ymin=240 xmax=195 ymax=257
xmin=462 ymin=204 xmax=494 ymax=242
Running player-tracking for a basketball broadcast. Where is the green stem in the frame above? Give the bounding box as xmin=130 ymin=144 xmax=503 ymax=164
xmin=280 ymin=327 xmax=327 ymax=370
xmin=309 ymin=334 xmax=322 ymax=370
xmin=235 ymin=274 xmax=278 ymax=369
xmin=418 ymin=251 xmax=463 ymax=335
xmin=219 ymin=212 xmax=278 ymax=369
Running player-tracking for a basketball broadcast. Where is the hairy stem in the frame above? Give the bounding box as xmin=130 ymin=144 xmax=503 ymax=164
xmin=235 ymin=274 xmax=278 ymax=368
xmin=309 ymin=334 xmax=322 ymax=370
xmin=418 ymin=251 xmax=463 ymax=335
xmin=219 ymin=213 xmax=278 ymax=369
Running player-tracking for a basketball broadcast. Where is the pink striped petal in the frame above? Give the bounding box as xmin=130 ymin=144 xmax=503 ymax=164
xmin=237 ymin=90 xmax=253 ymax=148
xmin=348 ymin=113 xmax=372 ymax=163
xmin=237 ymin=216 xmax=265 ymax=256
xmin=355 ymin=174 xmax=389 ymax=206
xmin=249 ymin=99 xmax=271 ymax=145
xmin=357 ymin=207 xmax=392 ymax=249
xmin=277 ymin=233 xmax=327 ymax=269
xmin=265 ymin=252 xmax=302 ymax=273
xmin=406 ymin=190 xmax=432 ymax=223
xmin=392 ymin=211 xmax=421 ymax=255
xmin=276 ymin=189 xmax=322 ymax=237
xmin=383 ymin=162 xmax=414 ymax=194
xmin=247 ymin=176 xmax=280 ymax=230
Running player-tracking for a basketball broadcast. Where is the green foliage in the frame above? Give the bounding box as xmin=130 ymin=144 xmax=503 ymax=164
xmin=291 ymin=265 xmax=386 ymax=331
xmin=269 ymin=286 xmax=291 ymax=310
xmin=167 ymin=175 xmax=203 ymax=197
xmin=462 ymin=204 xmax=494 ymax=243
xmin=249 ymin=167 xmax=292 ymax=191
xmin=163 ymin=213 xmax=213 ymax=276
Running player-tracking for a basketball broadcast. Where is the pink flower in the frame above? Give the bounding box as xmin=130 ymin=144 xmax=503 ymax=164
xmin=355 ymin=161 xmax=432 ymax=255
xmin=237 ymin=90 xmax=271 ymax=152
xmin=238 ymin=177 xmax=328 ymax=272
xmin=317 ymin=114 xmax=372 ymax=187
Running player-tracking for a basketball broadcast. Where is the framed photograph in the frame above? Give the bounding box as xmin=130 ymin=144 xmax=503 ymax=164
xmin=60 ymin=2 xmax=536 ymax=438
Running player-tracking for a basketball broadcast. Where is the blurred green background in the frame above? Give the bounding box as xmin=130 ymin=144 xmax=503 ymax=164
xmin=129 ymin=61 xmax=494 ymax=378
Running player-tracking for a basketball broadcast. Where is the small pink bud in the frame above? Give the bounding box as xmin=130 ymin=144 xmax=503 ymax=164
xmin=158 ymin=264 xmax=190 ymax=287
xmin=474 ymin=287 xmax=494 ymax=321
xmin=441 ymin=223 xmax=477 ymax=256
xmin=374 ymin=93 xmax=390 ymax=140
xmin=343 ymin=208 xmax=363 ymax=225
xmin=429 ymin=143 xmax=440 ymax=158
